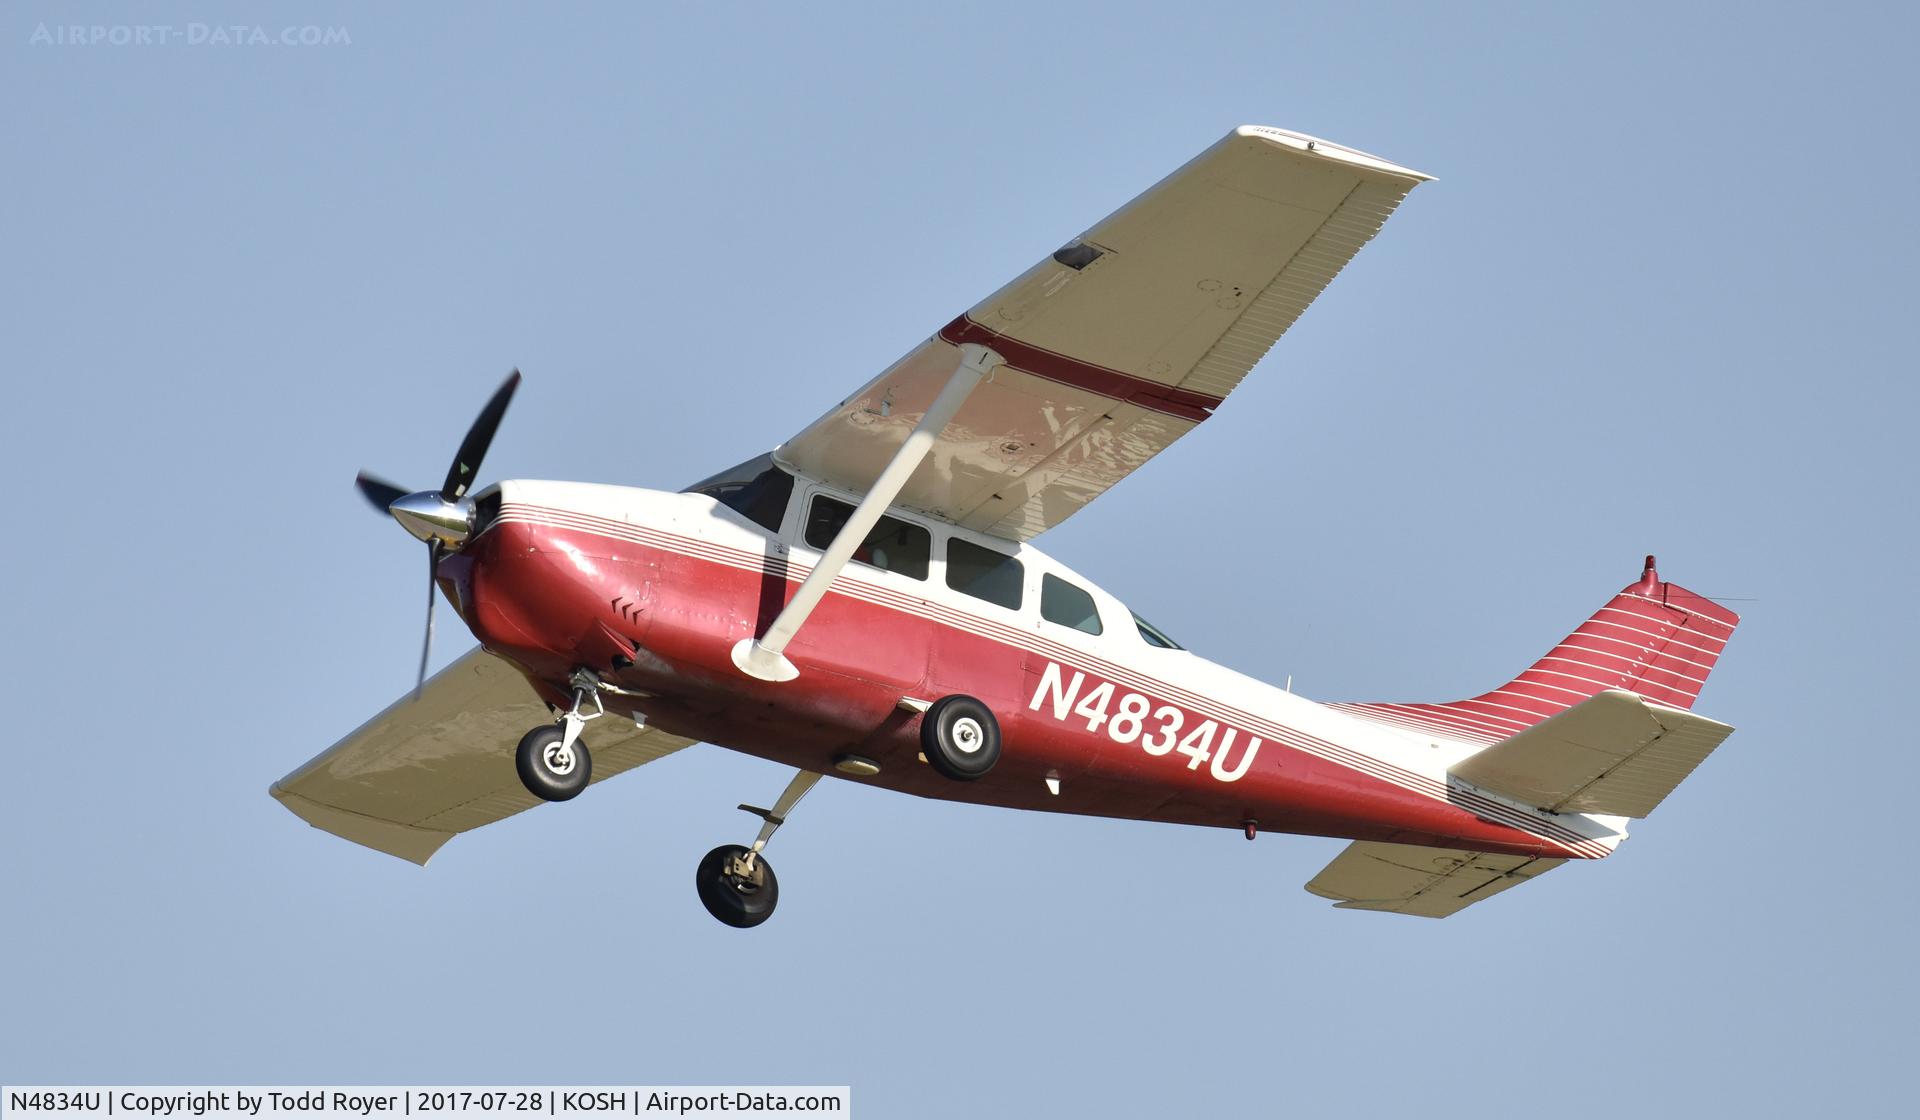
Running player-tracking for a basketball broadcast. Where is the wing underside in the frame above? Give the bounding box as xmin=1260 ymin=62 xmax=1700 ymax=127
xmin=271 ymin=648 xmax=694 ymax=863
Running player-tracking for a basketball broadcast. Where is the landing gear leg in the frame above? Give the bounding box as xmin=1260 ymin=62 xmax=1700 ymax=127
xmin=695 ymin=769 xmax=822 ymax=929
xmin=516 ymin=669 xmax=603 ymax=802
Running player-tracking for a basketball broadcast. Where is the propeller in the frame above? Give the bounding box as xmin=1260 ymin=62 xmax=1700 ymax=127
xmin=419 ymin=541 xmax=440 ymax=695
xmin=354 ymin=370 xmax=521 ymax=695
xmin=354 ymin=471 xmax=409 ymax=515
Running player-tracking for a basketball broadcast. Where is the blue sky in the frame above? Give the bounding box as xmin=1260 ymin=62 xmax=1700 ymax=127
xmin=3 ymin=2 xmax=1914 ymax=1115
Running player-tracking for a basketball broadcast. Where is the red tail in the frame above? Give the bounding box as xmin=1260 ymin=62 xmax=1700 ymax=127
xmin=1337 ymin=557 xmax=1740 ymax=744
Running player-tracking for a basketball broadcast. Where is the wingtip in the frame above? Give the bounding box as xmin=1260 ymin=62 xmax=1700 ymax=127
xmin=1232 ymin=124 xmax=1435 ymax=182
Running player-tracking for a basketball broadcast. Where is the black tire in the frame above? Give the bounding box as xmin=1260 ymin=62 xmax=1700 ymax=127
xmin=695 ymin=844 xmax=779 ymax=928
xmin=921 ymin=695 xmax=1001 ymax=781
xmin=515 ymin=724 xmax=592 ymax=802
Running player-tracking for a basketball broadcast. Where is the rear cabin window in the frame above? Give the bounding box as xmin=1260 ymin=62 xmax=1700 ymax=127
xmin=1040 ymin=573 xmax=1102 ymax=635
xmin=804 ymin=495 xmax=930 ymax=580
xmin=946 ymin=538 xmax=1024 ymax=610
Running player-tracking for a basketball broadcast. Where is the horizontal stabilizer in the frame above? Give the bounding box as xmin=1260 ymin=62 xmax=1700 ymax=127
xmin=1449 ymin=689 xmax=1733 ymax=818
xmin=1305 ymin=841 xmax=1566 ymax=918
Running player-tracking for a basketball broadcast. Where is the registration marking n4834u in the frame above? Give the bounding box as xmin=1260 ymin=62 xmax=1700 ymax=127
xmin=1028 ymin=662 xmax=1262 ymax=782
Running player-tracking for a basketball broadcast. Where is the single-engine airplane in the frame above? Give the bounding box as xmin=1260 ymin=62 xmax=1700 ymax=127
xmin=274 ymin=126 xmax=1739 ymax=925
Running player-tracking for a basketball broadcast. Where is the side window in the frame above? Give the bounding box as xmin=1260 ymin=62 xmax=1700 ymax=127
xmin=947 ymin=538 xmax=1024 ymax=610
xmin=1040 ymin=574 xmax=1102 ymax=635
xmin=804 ymin=495 xmax=930 ymax=580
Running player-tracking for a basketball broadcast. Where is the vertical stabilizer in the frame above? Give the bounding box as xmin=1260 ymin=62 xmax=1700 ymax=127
xmin=1334 ymin=557 xmax=1739 ymax=744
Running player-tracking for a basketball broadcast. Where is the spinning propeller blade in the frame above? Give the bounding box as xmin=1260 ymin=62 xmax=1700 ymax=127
xmin=417 ymin=542 xmax=438 ymax=698
xmin=354 ymin=471 xmax=409 ymax=514
xmin=442 ymin=370 xmax=520 ymax=500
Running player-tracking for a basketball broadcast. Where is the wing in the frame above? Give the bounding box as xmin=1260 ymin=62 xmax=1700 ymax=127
xmin=1449 ymin=689 xmax=1735 ymax=818
xmin=270 ymin=648 xmax=695 ymax=864
xmin=776 ymin=125 xmax=1430 ymax=541
xmin=1305 ymin=841 xmax=1567 ymax=918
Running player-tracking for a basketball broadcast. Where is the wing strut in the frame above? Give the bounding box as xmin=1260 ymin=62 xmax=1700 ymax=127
xmin=732 ymin=343 xmax=1003 ymax=681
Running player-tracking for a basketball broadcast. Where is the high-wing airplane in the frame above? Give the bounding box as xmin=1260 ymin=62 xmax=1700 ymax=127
xmin=274 ymin=126 xmax=1739 ymax=926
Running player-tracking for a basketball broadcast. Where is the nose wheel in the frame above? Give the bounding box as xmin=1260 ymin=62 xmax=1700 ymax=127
xmin=516 ymin=668 xmax=604 ymax=802
xmin=516 ymin=725 xmax=592 ymax=801
xmin=696 ymin=768 xmax=821 ymax=928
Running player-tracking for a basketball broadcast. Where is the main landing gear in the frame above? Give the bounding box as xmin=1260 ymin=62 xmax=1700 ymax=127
xmin=921 ymin=695 xmax=1001 ymax=781
xmin=696 ymin=769 xmax=822 ymax=929
xmin=516 ymin=669 xmax=604 ymax=802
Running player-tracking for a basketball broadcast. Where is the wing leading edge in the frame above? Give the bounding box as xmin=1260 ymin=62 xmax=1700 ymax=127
xmin=271 ymin=648 xmax=694 ymax=864
xmin=776 ymin=125 xmax=1430 ymax=541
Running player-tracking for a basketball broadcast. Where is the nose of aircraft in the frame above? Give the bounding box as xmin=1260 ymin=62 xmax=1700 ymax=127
xmin=388 ymin=490 xmax=474 ymax=549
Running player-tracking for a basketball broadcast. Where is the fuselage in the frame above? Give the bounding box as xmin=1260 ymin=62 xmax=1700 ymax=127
xmin=433 ymin=468 xmax=1623 ymax=861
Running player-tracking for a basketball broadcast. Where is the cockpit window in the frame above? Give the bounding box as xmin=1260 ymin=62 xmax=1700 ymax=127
xmin=1132 ymin=611 xmax=1183 ymax=650
xmin=1041 ymin=574 xmax=1102 ymax=635
xmin=685 ymin=453 xmax=795 ymax=534
xmin=804 ymin=495 xmax=930 ymax=580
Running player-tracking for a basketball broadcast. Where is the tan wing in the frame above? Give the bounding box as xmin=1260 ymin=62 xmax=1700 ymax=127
xmin=270 ymin=648 xmax=694 ymax=864
xmin=1305 ymin=842 xmax=1566 ymax=918
xmin=776 ymin=125 xmax=1430 ymax=541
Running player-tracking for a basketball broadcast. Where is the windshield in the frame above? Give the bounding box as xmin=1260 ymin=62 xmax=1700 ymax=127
xmin=1132 ymin=611 xmax=1183 ymax=650
xmin=684 ymin=453 xmax=794 ymax=533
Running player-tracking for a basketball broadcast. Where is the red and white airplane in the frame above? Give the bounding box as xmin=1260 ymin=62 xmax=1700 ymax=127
xmin=274 ymin=126 xmax=1739 ymax=926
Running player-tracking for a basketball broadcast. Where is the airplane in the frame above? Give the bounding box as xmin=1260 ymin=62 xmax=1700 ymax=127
xmin=273 ymin=125 xmax=1740 ymax=926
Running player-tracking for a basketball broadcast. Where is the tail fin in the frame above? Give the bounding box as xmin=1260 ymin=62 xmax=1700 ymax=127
xmin=1336 ymin=556 xmax=1740 ymax=744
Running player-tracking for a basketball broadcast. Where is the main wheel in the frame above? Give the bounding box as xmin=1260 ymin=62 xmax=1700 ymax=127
xmin=695 ymin=844 xmax=779 ymax=928
xmin=921 ymin=695 xmax=1001 ymax=781
xmin=515 ymin=724 xmax=592 ymax=801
